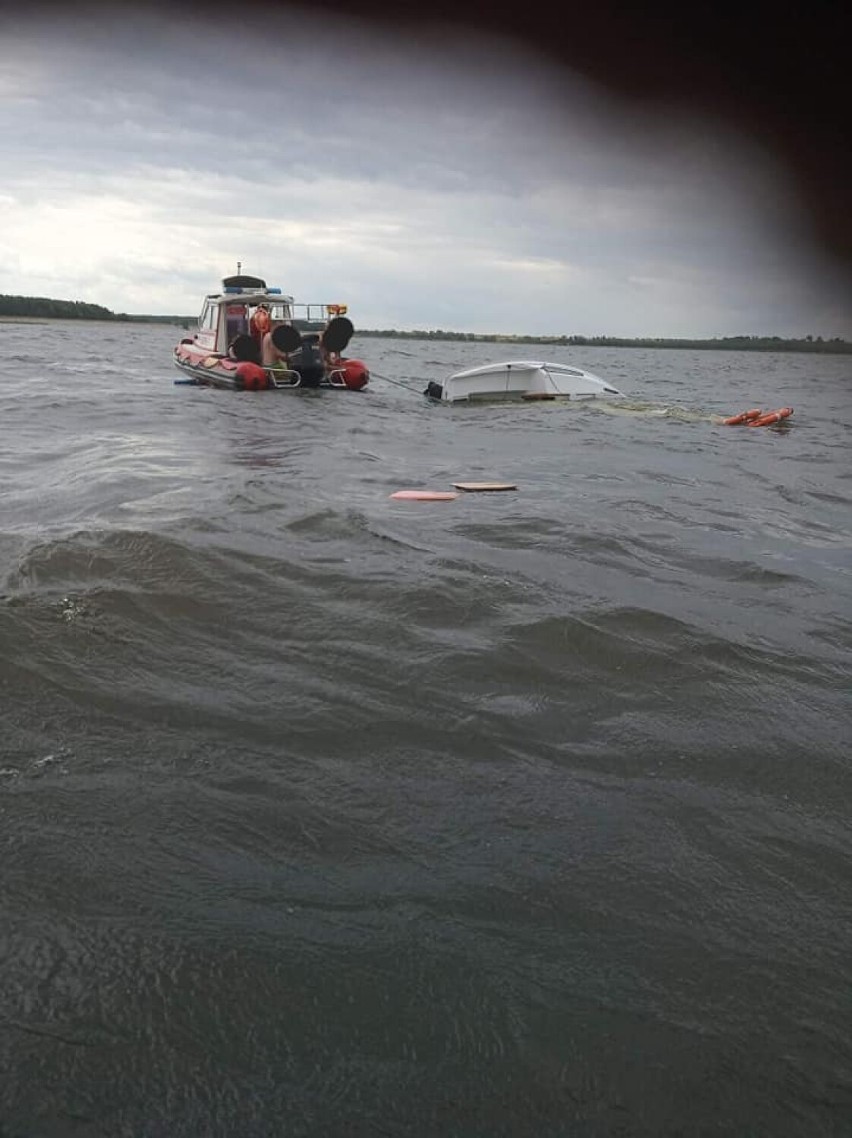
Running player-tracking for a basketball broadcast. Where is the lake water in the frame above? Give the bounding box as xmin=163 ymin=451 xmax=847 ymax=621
xmin=1 ymin=320 xmax=851 ymax=1136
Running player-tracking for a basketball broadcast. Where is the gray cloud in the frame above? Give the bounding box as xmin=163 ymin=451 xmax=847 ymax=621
xmin=1 ymin=5 xmax=848 ymax=336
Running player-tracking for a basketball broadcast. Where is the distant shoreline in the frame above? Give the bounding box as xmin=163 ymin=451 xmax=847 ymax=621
xmin=2 ymin=298 xmax=850 ymax=354
xmin=356 ymin=330 xmax=852 ymax=354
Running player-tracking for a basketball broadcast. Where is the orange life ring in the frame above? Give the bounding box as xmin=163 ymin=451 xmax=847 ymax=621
xmin=722 ymin=408 xmax=763 ymax=425
xmin=250 ymin=307 xmax=271 ymax=336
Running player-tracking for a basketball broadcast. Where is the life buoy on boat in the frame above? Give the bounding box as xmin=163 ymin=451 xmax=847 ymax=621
xmin=340 ymin=359 xmax=369 ymax=390
xmin=235 ymin=362 xmax=269 ymax=390
xmin=748 ymin=407 xmax=793 ymax=427
xmin=722 ymin=408 xmax=763 ymax=425
xmin=250 ymin=307 xmax=271 ymax=338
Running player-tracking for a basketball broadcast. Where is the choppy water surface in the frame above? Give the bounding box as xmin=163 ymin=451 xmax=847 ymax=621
xmin=2 ymin=320 xmax=851 ymax=1137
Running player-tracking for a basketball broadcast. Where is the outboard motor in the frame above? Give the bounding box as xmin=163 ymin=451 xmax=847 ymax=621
xmin=288 ymin=332 xmax=325 ymax=388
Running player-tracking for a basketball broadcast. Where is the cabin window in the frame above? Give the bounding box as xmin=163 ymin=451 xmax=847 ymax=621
xmin=200 ymin=302 xmax=218 ymax=332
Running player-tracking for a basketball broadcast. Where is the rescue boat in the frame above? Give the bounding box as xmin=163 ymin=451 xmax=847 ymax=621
xmin=173 ymin=272 xmax=370 ymax=392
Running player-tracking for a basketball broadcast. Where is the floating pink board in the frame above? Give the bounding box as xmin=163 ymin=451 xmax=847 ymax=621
xmin=390 ymin=490 xmax=458 ymax=501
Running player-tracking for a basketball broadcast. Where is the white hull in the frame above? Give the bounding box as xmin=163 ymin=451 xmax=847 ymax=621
xmin=429 ymin=359 xmax=625 ymax=403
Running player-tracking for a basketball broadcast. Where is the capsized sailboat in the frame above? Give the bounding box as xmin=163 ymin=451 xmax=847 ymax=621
xmin=424 ymin=359 xmax=625 ymax=403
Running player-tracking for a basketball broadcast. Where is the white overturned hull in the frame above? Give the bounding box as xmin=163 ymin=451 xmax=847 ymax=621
xmin=427 ymin=359 xmax=625 ymax=404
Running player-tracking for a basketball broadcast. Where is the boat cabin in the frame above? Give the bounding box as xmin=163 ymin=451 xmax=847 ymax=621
xmin=192 ymin=274 xmax=348 ymax=355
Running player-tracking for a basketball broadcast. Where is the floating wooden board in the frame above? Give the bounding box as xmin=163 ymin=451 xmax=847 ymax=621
xmin=453 ymin=482 xmax=517 ymax=492
xmin=390 ymin=490 xmax=458 ymax=501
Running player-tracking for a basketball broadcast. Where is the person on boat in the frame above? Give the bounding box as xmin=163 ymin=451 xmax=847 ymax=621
xmin=228 ymin=332 xmax=262 ymax=366
xmin=262 ymin=325 xmax=324 ymax=386
xmin=261 ymin=326 xmax=287 ymax=368
xmin=261 ymin=322 xmax=300 ymax=369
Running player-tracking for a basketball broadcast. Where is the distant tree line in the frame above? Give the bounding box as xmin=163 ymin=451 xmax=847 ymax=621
xmin=2 ymin=295 xmax=850 ymax=352
xmin=0 ymin=295 xmax=190 ymax=324
xmin=0 ymin=294 xmax=117 ymax=320
xmin=358 ymin=329 xmax=852 ymax=353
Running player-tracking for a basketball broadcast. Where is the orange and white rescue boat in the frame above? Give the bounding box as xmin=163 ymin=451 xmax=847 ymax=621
xmin=173 ymin=271 xmax=369 ymax=392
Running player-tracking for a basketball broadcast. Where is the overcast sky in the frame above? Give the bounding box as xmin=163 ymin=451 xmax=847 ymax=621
xmin=1 ymin=4 xmax=849 ymax=337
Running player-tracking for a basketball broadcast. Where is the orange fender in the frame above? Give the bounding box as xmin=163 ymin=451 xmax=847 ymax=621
xmin=722 ymin=408 xmax=763 ymax=425
xmin=748 ymin=407 xmax=793 ymax=427
xmin=235 ymin=362 xmax=269 ymax=390
xmin=340 ymin=358 xmax=369 ymax=390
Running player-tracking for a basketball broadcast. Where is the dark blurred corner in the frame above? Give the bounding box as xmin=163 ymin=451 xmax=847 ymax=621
xmin=23 ymin=0 xmax=852 ymax=279
xmin=303 ymin=0 xmax=851 ymax=278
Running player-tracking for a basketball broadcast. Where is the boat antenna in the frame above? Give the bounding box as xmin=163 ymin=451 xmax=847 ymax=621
xmin=237 ymin=260 xmax=242 ymax=275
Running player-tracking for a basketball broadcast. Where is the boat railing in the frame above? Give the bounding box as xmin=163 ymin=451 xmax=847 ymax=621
xmin=326 ymin=368 xmax=350 ymax=388
xmin=267 ymin=366 xmax=350 ymax=389
xmin=288 ymin=303 xmax=348 ymax=328
xmin=267 ymin=368 xmax=302 ymax=389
